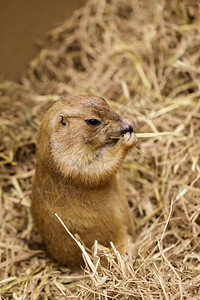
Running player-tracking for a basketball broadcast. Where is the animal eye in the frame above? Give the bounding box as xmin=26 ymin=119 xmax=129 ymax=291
xmin=60 ymin=116 xmax=67 ymax=126
xmin=85 ymin=119 xmax=101 ymax=126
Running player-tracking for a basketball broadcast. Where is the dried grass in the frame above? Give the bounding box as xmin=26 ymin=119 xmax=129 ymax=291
xmin=1 ymin=0 xmax=200 ymax=298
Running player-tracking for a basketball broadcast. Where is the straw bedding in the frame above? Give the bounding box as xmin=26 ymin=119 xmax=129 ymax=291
xmin=0 ymin=0 xmax=200 ymax=298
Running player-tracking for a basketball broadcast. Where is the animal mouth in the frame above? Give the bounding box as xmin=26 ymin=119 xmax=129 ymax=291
xmin=109 ymin=135 xmax=121 ymax=141
xmin=106 ymin=135 xmax=121 ymax=146
xmin=106 ymin=124 xmax=134 ymax=146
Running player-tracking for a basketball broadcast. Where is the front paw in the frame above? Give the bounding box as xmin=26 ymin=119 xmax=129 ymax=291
xmin=119 ymin=132 xmax=136 ymax=149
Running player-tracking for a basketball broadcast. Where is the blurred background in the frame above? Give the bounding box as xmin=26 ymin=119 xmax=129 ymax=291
xmin=0 ymin=0 xmax=86 ymax=81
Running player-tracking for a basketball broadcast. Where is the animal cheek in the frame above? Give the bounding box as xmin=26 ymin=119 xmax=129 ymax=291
xmin=80 ymin=133 xmax=88 ymax=143
xmin=105 ymin=124 xmax=118 ymax=136
xmin=95 ymin=135 xmax=108 ymax=147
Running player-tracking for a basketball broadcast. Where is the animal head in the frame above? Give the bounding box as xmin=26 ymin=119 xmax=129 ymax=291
xmin=36 ymin=95 xmax=133 ymax=186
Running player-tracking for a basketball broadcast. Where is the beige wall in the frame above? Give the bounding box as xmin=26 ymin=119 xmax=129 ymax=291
xmin=0 ymin=0 xmax=86 ymax=81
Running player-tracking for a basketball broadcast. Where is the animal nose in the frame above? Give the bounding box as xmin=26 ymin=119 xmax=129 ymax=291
xmin=121 ymin=119 xmax=133 ymax=135
xmin=121 ymin=125 xmax=133 ymax=135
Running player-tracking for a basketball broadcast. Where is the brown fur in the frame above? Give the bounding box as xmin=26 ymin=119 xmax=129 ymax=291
xmin=32 ymin=95 xmax=136 ymax=267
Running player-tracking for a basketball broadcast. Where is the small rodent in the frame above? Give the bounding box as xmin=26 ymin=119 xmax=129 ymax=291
xmin=32 ymin=95 xmax=136 ymax=267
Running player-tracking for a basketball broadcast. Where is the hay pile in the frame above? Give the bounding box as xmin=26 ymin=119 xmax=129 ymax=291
xmin=1 ymin=0 xmax=200 ymax=298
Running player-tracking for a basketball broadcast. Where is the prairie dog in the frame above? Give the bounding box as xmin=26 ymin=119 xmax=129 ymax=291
xmin=32 ymin=95 xmax=136 ymax=266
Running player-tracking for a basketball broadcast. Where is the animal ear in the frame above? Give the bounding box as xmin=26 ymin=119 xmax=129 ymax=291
xmin=59 ymin=115 xmax=67 ymax=127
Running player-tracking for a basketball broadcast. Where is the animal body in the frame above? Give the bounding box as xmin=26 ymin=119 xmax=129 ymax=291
xmin=32 ymin=95 xmax=136 ymax=266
